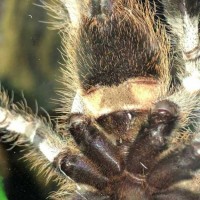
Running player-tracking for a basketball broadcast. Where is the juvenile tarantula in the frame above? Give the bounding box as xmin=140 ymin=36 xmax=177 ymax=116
xmin=1 ymin=0 xmax=200 ymax=199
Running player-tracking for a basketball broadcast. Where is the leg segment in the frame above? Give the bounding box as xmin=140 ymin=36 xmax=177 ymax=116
xmin=126 ymin=100 xmax=178 ymax=174
xmin=54 ymin=153 xmax=108 ymax=190
xmin=147 ymin=141 xmax=200 ymax=190
xmin=68 ymin=113 xmax=125 ymax=177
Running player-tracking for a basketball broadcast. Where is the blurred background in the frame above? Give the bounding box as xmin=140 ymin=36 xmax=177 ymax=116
xmin=0 ymin=0 xmax=62 ymax=199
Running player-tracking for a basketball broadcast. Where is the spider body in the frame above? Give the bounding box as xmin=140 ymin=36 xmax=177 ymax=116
xmin=1 ymin=0 xmax=200 ymax=199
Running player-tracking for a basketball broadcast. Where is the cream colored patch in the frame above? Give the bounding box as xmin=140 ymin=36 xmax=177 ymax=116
xmin=182 ymin=12 xmax=199 ymax=53
xmin=81 ymin=78 xmax=160 ymax=118
xmin=63 ymin=0 xmax=81 ymax=26
xmin=39 ymin=141 xmax=60 ymax=162
xmin=183 ymin=72 xmax=200 ymax=92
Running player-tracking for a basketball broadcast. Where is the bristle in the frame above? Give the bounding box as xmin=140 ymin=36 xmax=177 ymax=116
xmin=0 ymin=88 xmax=81 ymax=199
xmin=165 ymin=88 xmax=200 ymax=130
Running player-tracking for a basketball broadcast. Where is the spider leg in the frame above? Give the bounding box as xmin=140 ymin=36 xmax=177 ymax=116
xmin=147 ymin=140 xmax=200 ymax=190
xmin=153 ymin=189 xmax=200 ymax=200
xmin=54 ymin=153 xmax=108 ymax=190
xmin=53 ymin=112 xmax=126 ymax=191
xmin=126 ymin=100 xmax=178 ymax=174
xmin=163 ymin=0 xmax=200 ymax=92
xmin=68 ymin=113 xmax=125 ymax=177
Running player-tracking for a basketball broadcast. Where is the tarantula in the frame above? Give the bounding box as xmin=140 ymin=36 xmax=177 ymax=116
xmin=1 ymin=0 xmax=200 ymax=199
